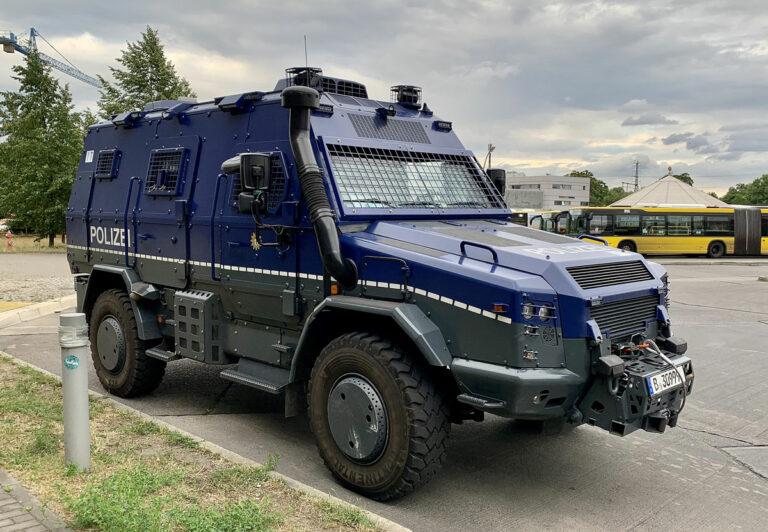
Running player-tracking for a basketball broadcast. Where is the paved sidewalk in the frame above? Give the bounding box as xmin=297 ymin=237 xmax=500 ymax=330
xmin=0 ymin=469 xmax=69 ymax=531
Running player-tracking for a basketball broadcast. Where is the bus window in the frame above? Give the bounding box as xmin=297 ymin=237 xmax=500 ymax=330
xmin=704 ymin=215 xmax=734 ymax=235
xmin=614 ymin=215 xmax=641 ymax=236
xmin=668 ymin=215 xmax=692 ymax=236
xmin=589 ymin=214 xmax=613 ymax=235
xmin=761 ymin=215 xmax=768 ymax=237
xmin=641 ymin=215 xmax=666 ymax=236
xmin=693 ymin=216 xmax=705 ymax=235
xmin=572 ymin=215 xmax=587 ymax=234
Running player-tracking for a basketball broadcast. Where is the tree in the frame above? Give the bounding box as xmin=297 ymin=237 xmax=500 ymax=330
xmin=568 ymin=170 xmax=630 ymax=206
xmin=672 ymin=172 xmax=694 ymax=186
xmin=0 ymin=51 xmax=85 ymax=246
xmin=98 ymin=26 xmax=195 ymax=118
xmin=721 ymin=175 xmax=768 ymax=205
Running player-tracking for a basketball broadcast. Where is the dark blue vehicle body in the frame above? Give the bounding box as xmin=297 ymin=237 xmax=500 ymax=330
xmin=67 ymin=69 xmax=693 ymax=499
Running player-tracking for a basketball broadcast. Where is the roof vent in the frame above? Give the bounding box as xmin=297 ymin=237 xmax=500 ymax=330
xmin=391 ymin=85 xmax=422 ymax=109
xmin=280 ymin=67 xmax=368 ymax=98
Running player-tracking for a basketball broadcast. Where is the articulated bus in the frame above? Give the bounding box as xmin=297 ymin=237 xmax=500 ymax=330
xmin=517 ymin=207 xmax=768 ymax=257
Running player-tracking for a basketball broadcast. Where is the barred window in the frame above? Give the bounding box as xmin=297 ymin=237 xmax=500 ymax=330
xmin=145 ymin=148 xmax=187 ymax=195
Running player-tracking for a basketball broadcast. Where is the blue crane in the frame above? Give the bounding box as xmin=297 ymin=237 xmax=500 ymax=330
xmin=0 ymin=27 xmax=101 ymax=89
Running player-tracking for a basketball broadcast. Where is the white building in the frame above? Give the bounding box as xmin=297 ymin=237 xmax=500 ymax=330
xmin=505 ymin=175 xmax=590 ymax=210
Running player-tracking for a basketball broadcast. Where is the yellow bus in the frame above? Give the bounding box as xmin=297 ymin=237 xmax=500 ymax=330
xmin=554 ymin=207 xmax=768 ymax=257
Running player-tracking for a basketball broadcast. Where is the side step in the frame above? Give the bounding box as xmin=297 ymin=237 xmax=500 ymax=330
xmin=456 ymin=393 xmax=506 ymax=410
xmin=146 ymin=346 xmax=181 ymax=362
xmin=220 ymin=358 xmax=290 ymax=395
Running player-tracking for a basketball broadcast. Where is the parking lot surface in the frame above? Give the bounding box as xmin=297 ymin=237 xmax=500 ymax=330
xmin=1 ymin=259 xmax=767 ymax=530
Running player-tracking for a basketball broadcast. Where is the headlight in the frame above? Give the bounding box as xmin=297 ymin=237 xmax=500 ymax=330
xmin=538 ymin=306 xmax=553 ymax=321
xmin=522 ymin=302 xmax=535 ymax=320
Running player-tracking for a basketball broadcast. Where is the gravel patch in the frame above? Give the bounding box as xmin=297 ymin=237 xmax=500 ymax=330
xmin=0 ymin=254 xmax=73 ymax=302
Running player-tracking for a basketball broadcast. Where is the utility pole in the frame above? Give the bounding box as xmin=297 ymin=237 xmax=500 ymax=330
xmin=633 ymin=160 xmax=640 ymax=191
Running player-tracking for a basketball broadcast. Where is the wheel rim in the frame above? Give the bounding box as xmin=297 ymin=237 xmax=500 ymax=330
xmin=96 ymin=315 xmax=125 ymax=373
xmin=327 ymin=375 xmax=388 ymax=463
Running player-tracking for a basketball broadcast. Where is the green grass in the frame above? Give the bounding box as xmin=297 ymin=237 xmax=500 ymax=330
xmin=0 ymin=355 xmax=380 ymax=532
xmin=320 ymin=500 xmax=376 ymax=529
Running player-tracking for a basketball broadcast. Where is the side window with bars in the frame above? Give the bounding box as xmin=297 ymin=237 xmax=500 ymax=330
xmin=230 ymin=153 xmax=288 ymax=215
xmin=145 ymin=148 xmax=187 ymax=195
xmin=95 ymin=149 xmax=120 ymax=180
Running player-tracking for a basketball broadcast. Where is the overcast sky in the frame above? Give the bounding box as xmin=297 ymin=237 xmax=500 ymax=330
xmin=3 ymin=0 xmax=768 ymax=193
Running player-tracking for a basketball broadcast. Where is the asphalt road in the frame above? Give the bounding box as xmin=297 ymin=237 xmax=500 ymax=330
xmin=1 ymin=258 xmax=767 ymax=530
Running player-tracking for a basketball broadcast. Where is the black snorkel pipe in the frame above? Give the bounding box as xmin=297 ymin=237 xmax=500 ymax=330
xmin=281 ymin=86 xmax=358 ymax=290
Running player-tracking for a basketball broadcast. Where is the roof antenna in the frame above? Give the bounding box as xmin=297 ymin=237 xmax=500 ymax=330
xmin=304 ymin=35 xmax=308 ymax=71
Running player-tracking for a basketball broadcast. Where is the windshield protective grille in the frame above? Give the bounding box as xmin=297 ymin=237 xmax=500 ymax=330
xmin=326 ymin=144 xmax=505 ymax=210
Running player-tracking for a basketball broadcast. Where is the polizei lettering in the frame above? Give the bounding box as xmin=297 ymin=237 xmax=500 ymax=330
xmin=89 ymin=226 xmax=131 ymax=247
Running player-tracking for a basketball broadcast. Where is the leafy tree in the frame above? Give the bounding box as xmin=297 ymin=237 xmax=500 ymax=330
xmin=0 ymin=51 xmax=84 ymax=246
xmin=98 ymin=26 xmax=195 ymax=118
xmin=721 ymin=175 xmax=768 ymax=205
xmin=568 ymin=170 xmax=629 ymax=206
xmin=672 ymin=172 xmax=694 ymax=186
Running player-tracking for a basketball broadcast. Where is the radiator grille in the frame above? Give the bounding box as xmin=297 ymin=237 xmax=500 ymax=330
xmin=590 ymin=295 xmax=659 ymax=338
xmin=145 ymin=148 xmax=186 ymax=194
xmin=349 ymin=113 xmax=431 ymax=144
xmin=568 ymin=260 xmax=653 ymax=289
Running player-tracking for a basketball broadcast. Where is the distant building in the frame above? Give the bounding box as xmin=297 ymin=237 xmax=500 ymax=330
xmin=610 ymin=168 xmax=729 ymax=208
xmin=505 ymin=175 xmax=590 ymax=210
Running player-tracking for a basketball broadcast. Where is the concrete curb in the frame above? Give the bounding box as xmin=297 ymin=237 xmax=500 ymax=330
xmin=0 ymin=294 xmax=76 ymax=330
xmin=654 ymin=259 xmax=768 ymax=266
xmin=0 ymin=351 xmax=410 ymax=532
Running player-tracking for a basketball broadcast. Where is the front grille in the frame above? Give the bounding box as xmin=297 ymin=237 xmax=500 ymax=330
xmin=590 ymin=295 xmax=659 ymax=338
xmin=568 ymin=260 xmax=653 ymax=289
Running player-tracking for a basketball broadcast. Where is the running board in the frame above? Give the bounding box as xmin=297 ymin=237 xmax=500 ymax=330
xmin=146 ymin=346 xmax=181 ymax=362
xmin=219 ymin=358 xmax=290 ymax=395
xmin=456 ymin=393 xmax=506 ymax=410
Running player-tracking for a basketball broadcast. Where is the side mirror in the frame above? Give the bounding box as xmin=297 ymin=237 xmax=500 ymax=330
xmin=487 ymin=168 xmax=506 ymax=196
xmin=221 ymin=153 xmax=271 ymax=214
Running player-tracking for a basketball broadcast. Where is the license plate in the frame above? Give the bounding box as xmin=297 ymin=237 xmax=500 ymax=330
xmin=646 ymin=366 xmax=684 ymax=396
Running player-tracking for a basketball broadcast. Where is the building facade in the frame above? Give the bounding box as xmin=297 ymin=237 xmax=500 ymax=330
xmin=505 ymin=175 xmax=590 ymax=210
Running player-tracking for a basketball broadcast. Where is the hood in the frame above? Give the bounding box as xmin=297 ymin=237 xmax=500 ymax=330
xmin=345 ymin=219 xmax=664 ymax=301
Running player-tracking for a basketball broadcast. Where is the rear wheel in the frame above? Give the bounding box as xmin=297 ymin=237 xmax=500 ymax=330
xmin=707 ymin=241 xmax=726 ymax=258
xmin=618 ymin=240 xmax=637 ymax=253
xmin=89 ymin=289 xmax=165 ymax=397
xmin=308 ymin=332 xmax=450 ymax=500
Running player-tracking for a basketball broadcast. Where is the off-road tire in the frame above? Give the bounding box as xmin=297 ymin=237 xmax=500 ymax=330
xmin=89 ymin=289 xmax=165 ymax=397
xmin=707 ymin=241 xmax=725 ymax=258
xmin=618 ymin=240 xmax=637 ymax=253
xmin=308 ymin=332 xmax=450 ymax=500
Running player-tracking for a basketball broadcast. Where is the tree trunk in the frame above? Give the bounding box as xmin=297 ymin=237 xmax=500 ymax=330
xmin=48 ymin=233 xmax=55 ymax=247
xmin=61 ymin=232 xmax=66 ymax=244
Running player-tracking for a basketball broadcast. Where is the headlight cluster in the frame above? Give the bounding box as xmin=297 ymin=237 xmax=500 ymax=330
xmin=521 ymin=301 xmax=555 ymax=322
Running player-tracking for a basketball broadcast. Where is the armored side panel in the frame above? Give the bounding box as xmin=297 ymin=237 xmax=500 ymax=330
xmin=174 ymin=290 xmax=223 ymax=364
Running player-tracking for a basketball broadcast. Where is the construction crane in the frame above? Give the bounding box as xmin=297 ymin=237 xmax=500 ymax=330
xmin=0 ymin=27 xmax=101 ymax=88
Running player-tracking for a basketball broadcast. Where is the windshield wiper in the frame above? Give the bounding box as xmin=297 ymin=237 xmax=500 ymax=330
xmin=397 ymin=200 xmax=441 ymax=207
xmin=353 ymin=197 xmax=394 ymax=206
xmin=447 ymin=200 xmax=487 ymax=207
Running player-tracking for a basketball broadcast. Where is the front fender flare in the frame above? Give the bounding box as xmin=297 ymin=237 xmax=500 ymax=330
xmin=290 ymin=296 xmax=452 ymax=381
xmin=81 ymin=265 xmax=162 ymax=340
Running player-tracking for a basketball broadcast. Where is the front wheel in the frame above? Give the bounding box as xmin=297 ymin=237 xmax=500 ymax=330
xmin=308 ymin=332 xmax=450 ymax=500
xmin=707 ymin=241 xmax=726 ymax=258
xmin=89 ymin=289 xmax=166 ymax=397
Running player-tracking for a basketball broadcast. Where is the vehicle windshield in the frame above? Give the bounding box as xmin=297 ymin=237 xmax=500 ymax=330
xmin=326 ymin=144 xmax=506 ymax=210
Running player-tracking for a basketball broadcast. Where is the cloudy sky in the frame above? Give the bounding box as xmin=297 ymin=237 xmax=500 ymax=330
xmin=3 ymin=0 xmax=768 ymax=194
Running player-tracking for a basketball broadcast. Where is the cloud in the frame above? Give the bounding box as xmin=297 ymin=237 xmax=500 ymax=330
xmin=622 ymin=112 xmax=679 ymax=126
xmin=662 ymin=132 xmax=694 ymax=145
xmin=620 ymin=98 xmax=650 ymax=111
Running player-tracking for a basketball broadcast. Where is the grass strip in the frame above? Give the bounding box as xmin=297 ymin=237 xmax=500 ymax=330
xmin=0 ymin=355 xmax=377 ymax=531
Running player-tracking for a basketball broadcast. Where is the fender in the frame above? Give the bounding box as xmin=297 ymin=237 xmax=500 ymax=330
xmin=290 ymin=295 xmax=452 ymax=382
xmin=79 ymin=264 xmax=162 ymax=340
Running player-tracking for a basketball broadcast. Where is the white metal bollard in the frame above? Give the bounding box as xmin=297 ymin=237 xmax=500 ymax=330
xmin=59 ymin=312 xmax=90 ymax=471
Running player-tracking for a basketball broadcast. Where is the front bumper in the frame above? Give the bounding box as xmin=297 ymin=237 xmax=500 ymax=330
xmin=452 ymin=353 xmax=694 ymax=437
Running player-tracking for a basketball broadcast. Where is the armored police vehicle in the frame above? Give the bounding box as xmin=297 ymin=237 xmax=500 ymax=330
xmin=67 ymin=67 xmax=693 ymax=500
